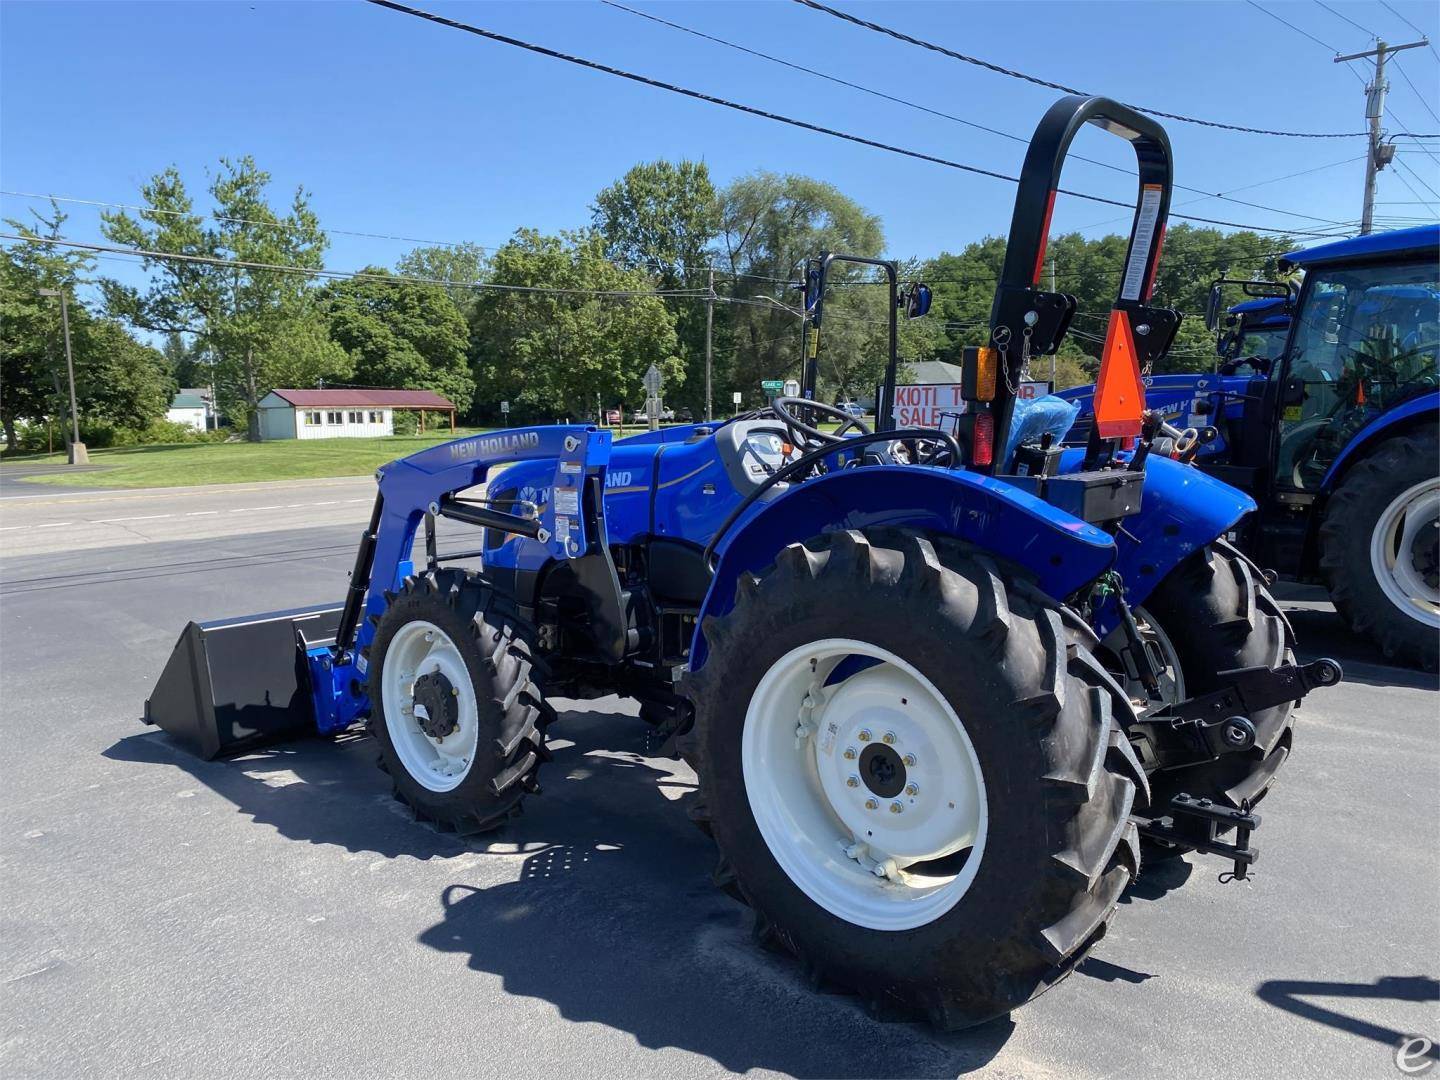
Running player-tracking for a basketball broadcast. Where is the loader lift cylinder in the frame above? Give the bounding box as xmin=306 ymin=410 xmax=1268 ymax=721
xmin=336 ymin=492 xmax=384 ymax=655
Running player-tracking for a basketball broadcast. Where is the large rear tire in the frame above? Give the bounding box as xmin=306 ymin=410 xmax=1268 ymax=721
xmin=367 ymin=568 xmax=549 ymax=833
xmin=680 ymin=528 xmax=1147 ymax=1029
xmin=1138 ymin=543 xmax=1296 ymax=821
xmin=1319 ymin=430 xmax=1439 ymax=673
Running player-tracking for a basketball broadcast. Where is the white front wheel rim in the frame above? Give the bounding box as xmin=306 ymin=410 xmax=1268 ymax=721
xmin=381 ymin=620 xmax=480 ymax=792
xmin=742 ymin=639 xmax=987 ymax=932
xmin=1370 ymin=480 xmax=1440 ymax=629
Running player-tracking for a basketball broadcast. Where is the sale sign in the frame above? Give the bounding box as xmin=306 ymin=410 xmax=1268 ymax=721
xmin=890 ymin=381 xmax=1051 ymax=429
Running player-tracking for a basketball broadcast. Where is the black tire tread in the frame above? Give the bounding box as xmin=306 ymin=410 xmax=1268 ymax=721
xmin=368 ymin=567 xmax=546 ymax=834
xmin=679 ymin=527 xmax=1144 ymax=1030
xmin=1318 ymin=429 xmax=1439 ymax=672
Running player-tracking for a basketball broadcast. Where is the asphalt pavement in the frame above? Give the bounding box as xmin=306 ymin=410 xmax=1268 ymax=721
xmin=1 ymin=483 xmax=1436 ymax=1079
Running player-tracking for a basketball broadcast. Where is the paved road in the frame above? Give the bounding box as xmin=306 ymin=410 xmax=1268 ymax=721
xmin=1 ymin=500 xmax=1436 ymax=1078
xmin=0 ymin=475 xmax=377 ymax=556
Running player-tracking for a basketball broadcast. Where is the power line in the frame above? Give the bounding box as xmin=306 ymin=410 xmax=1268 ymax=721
xmin=0 ymin=189 xmax=481 ymax=251
xmin=1248 ymin=1 xmax=1343 ymax=53
xmin=795 ymin=0 xmax=1367 ymax=138
xmin=602 ymin=0 xmax=1353 ymax=227
xmin=1312 ymin=0 xmax=1378 ymax=39
xmin=1392 ymin=59 xmax=1440 ymax=125
xmin=1377 ymin=0 xmax=1440 ymax=61
xmin=0 ymin=232 xmax=712 ymax=300
xmin=364 ymin=0 xmax=1335 ymax=236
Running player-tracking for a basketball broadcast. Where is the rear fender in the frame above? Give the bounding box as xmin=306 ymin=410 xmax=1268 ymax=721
xmin=691 ymin=465 xmax=1116 ymax=669
xmin=1103 ymin=452 xmax=1255 ymax=633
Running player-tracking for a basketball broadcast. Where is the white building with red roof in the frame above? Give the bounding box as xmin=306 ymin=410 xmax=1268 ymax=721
xmin=255 ymin=388 xmax=457 ymax=440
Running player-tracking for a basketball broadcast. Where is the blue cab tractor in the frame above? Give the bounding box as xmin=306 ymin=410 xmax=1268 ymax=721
xmin=1058 ymin=226 xmax=1439 ymax=670
xmin=145 ymin=97 xmax=1340 ymax=1029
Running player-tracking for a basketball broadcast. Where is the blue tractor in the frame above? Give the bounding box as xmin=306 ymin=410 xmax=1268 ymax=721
xmin=1058 ymin=226 xmax=1439 ymax=670
xmin=144 ymin=97 xmax=1340 ymax=1029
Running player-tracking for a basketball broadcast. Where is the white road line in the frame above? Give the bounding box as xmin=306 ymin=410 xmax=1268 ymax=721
xmin=92 ymin=514 xmax=172 ymax=524
xmin=32 ymin=521 xmax=73 ymax=529
xmin=186 ymin=511 xmax=220 ymax=517
xmin=243 ymin=505 xmax=284 ymax=512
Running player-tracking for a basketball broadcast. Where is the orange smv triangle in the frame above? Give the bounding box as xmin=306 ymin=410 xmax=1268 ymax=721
xmin=1093 ymin=309 xmax=1146 ymax=440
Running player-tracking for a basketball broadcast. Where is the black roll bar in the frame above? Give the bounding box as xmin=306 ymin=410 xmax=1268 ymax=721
xmin=984 ymin=95 xmax=1178 ymax=471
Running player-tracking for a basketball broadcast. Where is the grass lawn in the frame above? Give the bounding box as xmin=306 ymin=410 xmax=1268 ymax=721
xmin=4 ymin=431 xmax=490 ymax=489
xmin=2 ymin=424 xmax=682 ymax=490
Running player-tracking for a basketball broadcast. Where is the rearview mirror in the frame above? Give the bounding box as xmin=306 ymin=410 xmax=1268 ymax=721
xmin=901 ymin=283 xmax=932 ymax=320
xmin=1204 ymin=284 xmax=1222 ymax=332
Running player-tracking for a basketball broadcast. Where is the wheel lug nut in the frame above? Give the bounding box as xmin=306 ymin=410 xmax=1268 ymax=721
xmin=905 ymin=782 xmax=919 ymax=796
xmin=843 ymin=747 xmax=857 ymax=760
xmin=903 ymin=754 xmax=917 ymax=767
xmin=882 ymin=731 xmax=896 ymax=745
xmin=857 ymin=729 xmax=872 ymax=742
xmin=846 ymin=775 xmax=859 ymax=788
xmin=889 ymin=802 xmax=904 ymax=814
xmin=864 ymin=798 xmax=878 ymax=810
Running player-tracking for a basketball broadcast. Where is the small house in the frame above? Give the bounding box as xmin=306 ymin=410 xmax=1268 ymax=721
xmin=256 ymin=389 xmax=458 ymax=441
xmin=166 ymin=392 xmax=210 ymax=432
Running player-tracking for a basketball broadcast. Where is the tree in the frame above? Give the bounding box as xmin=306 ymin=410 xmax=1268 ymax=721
xmin=99 ymin=156 xmax=347 ymax=440
xmin=469 ymin=229 xmax=681 ymax=420
xmin=396 ymin=242 xmax=488 ymax=315
xmin=593 ymin=160 xmax=720 ymax=414
xmin=0 ymin=204 xmax=168 ymax=450
xmin=324 ymin=269 xmax=475 ymax=411
xmin=717 ymin=172 xmax=886 ymax=405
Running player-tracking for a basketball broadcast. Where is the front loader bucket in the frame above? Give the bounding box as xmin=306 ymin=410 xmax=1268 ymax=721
xmin=143 ymin=605 xmax=342 ymax=759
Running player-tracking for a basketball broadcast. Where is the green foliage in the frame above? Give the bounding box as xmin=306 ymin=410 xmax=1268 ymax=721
xmin=323 ymin=268 xmax=475 ymax=412
xmin=593 ymin=160 xmax=720 ymax=414
xmin=916 ymin=226 xmax=1295 ymax=380
xmin=469 ymin=229 xmax=682 ymax=419
xmin=396 ymin=242 xmax=489 ymax=315
xmin=392 ymin=409 xmax=420 ymax=436
xmin=717 ymin=172 xmax=886 ymax=406
xmin=0 ymin=205 xmax=173 ymax=450
xmin=99 ymin=156 xmax=343 ymax=440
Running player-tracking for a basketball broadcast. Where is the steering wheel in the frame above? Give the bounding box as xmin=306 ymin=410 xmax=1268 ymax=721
xmin=770 ymin=396 xmax=871 ymax=450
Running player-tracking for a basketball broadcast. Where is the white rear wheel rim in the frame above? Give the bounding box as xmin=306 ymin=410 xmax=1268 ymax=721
xmin=381 ymin=619 xmax=479 ymax=792
xmin=742 ymin=638 xmax=987 ymax=932
xmin=1370 ymin=479 xmax=1440 ymax=629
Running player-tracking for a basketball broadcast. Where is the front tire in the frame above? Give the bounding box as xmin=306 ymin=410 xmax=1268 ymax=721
xmin=1320 ymin=430 xmax=1439 ymax=672
xmin=367 ymin=568 xmax=549 ymax=833
xmin=680 ymin=528 xmax=1147 ymax=1029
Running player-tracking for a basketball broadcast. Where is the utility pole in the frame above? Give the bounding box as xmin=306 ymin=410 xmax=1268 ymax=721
xmin=1335 ymin=38 xmax=1427 ymax=235
xmin=37 ymin=288 xmax=86 ymax=465
xmin=704 ymin=266 xmax=715 ymax=421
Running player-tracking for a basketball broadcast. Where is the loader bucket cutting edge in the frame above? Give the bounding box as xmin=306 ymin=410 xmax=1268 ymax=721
xmin=143 ymin=604 xmax=343 ymax=759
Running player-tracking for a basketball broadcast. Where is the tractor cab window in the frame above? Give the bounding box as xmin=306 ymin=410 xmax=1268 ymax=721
xmin=1276 ymin=259 xmax=1439 ymax=491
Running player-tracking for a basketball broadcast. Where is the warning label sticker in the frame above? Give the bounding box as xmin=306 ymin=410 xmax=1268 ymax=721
xmin=554 ymin=487 xmax=580 ymax=516
xmin=1121 ymin=184 xmax=1164 ymax=301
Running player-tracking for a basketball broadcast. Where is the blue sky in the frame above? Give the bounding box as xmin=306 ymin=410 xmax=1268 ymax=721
xmin=3 ymin=0 xmax=1438 ymax=302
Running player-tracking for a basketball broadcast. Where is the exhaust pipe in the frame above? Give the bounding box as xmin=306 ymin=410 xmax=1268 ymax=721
xmin=143 ymin=605 xmax=343 ymax=759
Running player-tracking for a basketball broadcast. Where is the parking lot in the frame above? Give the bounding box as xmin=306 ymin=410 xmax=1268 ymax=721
xmin=2 ymin=478 xmax=1437 ymax=1079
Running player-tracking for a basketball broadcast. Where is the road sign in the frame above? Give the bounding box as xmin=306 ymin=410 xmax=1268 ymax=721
xmin=500 ymin=400 xmax=510 ymax=415
xmin=783 ymin=379 xmax=800 ymax=397
xmin=643 ymin=364 xmax=663 ymax=396
xmin=760 ymin=379 xmax=785 ymax=393
xmin=732 ymin=391 xmax=743 ymax=405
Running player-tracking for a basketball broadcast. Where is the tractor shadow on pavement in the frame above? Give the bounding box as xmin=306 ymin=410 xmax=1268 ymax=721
xmin=106 ymin=702 xmax=1189 ymax=1076
xmin=414 ymin=706 xmax=1018 ymax=1078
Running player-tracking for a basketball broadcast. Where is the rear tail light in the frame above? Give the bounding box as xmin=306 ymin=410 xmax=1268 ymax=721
xmin=973 ymin=409 xmax=995 ymax=467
